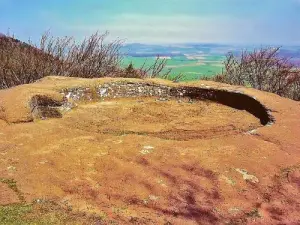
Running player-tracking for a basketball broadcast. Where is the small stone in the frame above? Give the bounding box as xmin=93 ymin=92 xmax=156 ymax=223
xmin=140 ymin=146 xmax=154 ymax=155
xmin=140 ymin=149 xmax=151 ymax=155
xmin=157 ymin=98 xmax=168 ymax=102
xmin=236 ymin=168 xmax=259 ymax=184
xmin=157 ymin=179 xmax=168 ymax=188
xmin=247 ymin=129 xmax=257 ymax=135
xmin=65 ymin=92 xmax=72 ymax=99
xmin=149 ymin=195 xmax=159 ymax=201
xmin=99 ymin=88 xmax=107 ymax=97
xmin=7 ymin=166 xmax=16 ymax=171
xmin=39 ymin=160 xmax=48 ymax=165
xmin=157 ymin=97 xmax=169 ymax=102
xmin=228 ymin=207 xmax=241 ymax=215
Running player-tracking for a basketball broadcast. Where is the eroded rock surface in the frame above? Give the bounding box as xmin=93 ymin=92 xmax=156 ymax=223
xmin=0 ymin=76 xmax=299 ymax=224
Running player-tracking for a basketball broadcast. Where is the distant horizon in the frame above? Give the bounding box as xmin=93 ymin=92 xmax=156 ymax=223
xmin=1 ymin=29 xmax=299 ymax=81
xmin=1 ymin=31 xmax=300 ymax=49
xmin=122 ymin=42 xmax=300 ymax=48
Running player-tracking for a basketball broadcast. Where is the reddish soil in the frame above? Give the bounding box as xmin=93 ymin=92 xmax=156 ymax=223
xmin=0 ymin=77 xmax=300 ymax=224
xmin=0 ymin=183 xmax=20 ymax=205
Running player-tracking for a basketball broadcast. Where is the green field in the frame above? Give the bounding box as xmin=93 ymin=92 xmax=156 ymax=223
xmin=122 ymin=55 xmax=225 ymax=81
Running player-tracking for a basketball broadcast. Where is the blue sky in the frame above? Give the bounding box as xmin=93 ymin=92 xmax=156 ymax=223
xmin=1 ymin=0 xmax=300 ymax=45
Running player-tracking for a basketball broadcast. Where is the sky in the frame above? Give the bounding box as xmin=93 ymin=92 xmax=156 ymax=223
xmin=1 ymin=0 xmax=300 ymax=45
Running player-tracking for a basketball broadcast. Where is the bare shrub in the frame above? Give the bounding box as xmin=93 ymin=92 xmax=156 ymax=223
xmin=136 ymin=56 xmax=184 ymax=82
xmin=0 ymin=31 xmax=123 ymax=88
xmin=122 ymin=62 xmax=138 ymax=78
xmin=140 ymin=56 xmax=171 ymax=78
xmin=0 ymin=31 xmax=180 ymax=89
xmin=0 ymin=36 xmax=53 ymax=88
xmin=287 ymin=71 xmax=300 ymax=100
xmin=115 ymin=56 xmax=183 ymax=82
xmin=38 ymin=31 xmax=124 ymax=78
xmin=213 ymin=47 xmax=300 ymax=100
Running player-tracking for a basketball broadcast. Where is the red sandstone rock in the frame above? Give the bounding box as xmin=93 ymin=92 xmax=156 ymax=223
xmin=0 ymin=76 xmax=299 ymax=224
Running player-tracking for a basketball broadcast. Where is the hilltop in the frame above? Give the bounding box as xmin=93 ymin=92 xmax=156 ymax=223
xmin=0 ymin=76 xmax=299 ymax=224
xmin=0 ymin=34 xmax=47 ymax=55
xmin=0 ymin=34 xmax=63 ymax=89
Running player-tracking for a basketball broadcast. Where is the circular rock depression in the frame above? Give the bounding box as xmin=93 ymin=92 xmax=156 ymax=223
xmin=26 ymin=81 xmax=272 ymax=140
xmin=62 ymin=97 xmax=261 ymax=141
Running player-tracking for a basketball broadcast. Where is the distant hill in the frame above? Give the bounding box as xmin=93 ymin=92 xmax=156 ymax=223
xmin=0 ymin=34 xmax=42 ymax=53
xmin=0 ymin=34 xmax=63 ymax=89
xmin=0 ymin=34 xmax=62 ymax=64
xmin=122 ymin=43 xmax=300 ymax=59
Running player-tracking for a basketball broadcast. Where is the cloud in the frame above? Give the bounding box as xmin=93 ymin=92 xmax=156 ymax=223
xmin=16 ymin=0 xmax=300 ymax=45
xmin=66 ymin=14 xmax=260 ymax=44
